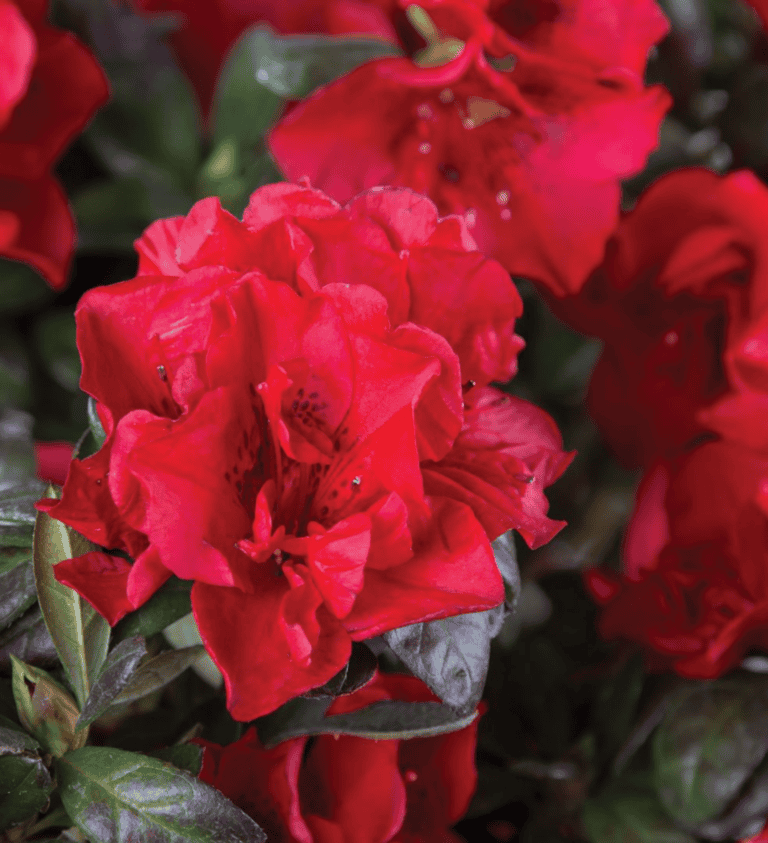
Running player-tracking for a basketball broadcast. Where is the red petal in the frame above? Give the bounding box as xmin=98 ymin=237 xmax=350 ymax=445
xmin=54 ymin=552 xmax=134 ymax=625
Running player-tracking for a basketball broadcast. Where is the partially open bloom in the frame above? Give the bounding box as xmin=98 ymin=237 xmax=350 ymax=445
xmin=554 ymin=168 xmax=768 ymax=468
xmin=269 ymin=0 xmax=670 ymax=295
xmin=0 ymin=0 xmax=108 ymax=287
xmin=586 ymin=441 xmax=768 ymax=678
xmin=196 ymin=672 xmax=479 ymax=843
xmin=40 ymin=183 xmax=570 ymax=719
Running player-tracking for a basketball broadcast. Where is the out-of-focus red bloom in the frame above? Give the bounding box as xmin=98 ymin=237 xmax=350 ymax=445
xmin=586 ymin=441 xmax=768 ymax=678
xmin=743 ymin=821 xmax=768 ymax=843
xmin=0 ymin=0 xmax=108 ymax=288
xmin=34 ymin=441 xmax=73 ymax=486
xmin=268 ymin=0 xmax=670 ymax=296
xmin=39 ymin=183 xmax=570 ymax=720
xmin=131 ymin=0 xmax=398 ymax=117
xmin=553 ymin=168 xmax=768 ymax=468
xmin=196 ymin=672 xmax=479 ymax=843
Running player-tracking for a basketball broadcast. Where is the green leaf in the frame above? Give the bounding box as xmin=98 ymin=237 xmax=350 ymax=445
xmin=32 ymin=491 xmax=111 ymax=708
xmin=76 ymin=636 xmax=148 ymax=728
xmin=383 ymin=605 xmax=506 ymax=714
xmin=652 ymin=675 xmax=768 ymax=828
xmin=11 ymin=657 xmax=87 ymax=757
xmin=211 ymin=29 xmax=283 ymax=149
xmin=592 ymin=654 xmax=645 ymax=773
xmin=0 ymin=326 xmax=32 ymax=408
xmin=111 ymin=645 xmax=206 ymax=707
xmin=492 ymin=530 xmax=522 ymax=607
xmin=0 ymin=553 xmax=37 ymax=630
xmin=0 ymin=546 xmax=30 ymax=576
xmin=112 ymin=576 xmax=192 ymax=642
xmin=582 ymin=772 xmax=697 ymax=843
xmin=33 ymin=310 xmax=80 ymax=393
xmin=0 ymin=409 xmax=46 ymax=548
xmin=0 ymin=259 xmax=53 ymax=316
xmin=258 ymin=694 xmax=478 ymax=748
xmin=87 ymin=398 xmax=106 ymax=452
xmin=0 ymin=724 xmax=54 ymax=831
xmin=0 ymin=606 xmax=57 ymax=671
xmin=304 ymin=641 xmax=377 ymax=699
xmin=72 ymin=177 xmax=156 ymax=253
xmin=149 ymin=744 xmax=204 ymax=777
xmin=238 ymin=26 xmax=402 ymax=101
xmin=58 ymin=747 xmax=266 ymax=843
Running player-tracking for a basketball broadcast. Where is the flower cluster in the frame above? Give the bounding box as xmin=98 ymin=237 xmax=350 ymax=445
xmin=0 ymin=0 xmax=108 ymax=288
xmin=43 ymin=183 xmax=571 ymax=720
xmin=569 ymin=168 xmax=768 ymax=677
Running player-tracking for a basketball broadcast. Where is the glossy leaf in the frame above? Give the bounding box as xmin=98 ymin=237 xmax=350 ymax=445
xmin=259 ymin=694 xmax=478 ymax=748
xmin=111 ymin=645 xmax=206 ymax=707
xmin=492 ymin=531 xmax=522 ymax=607
xmin=32 ymin=490 xmax=111 ymax=708
xmin=0 ymin=328 xmax=32 ymax=409
xmin=653 ymin=675 xmax=768 ymax=828
xmin=76 ymin=636 xmax=148 ymax=728
xmin=0 ymin=723 xmax=54 ymax=831
xmin=211 ymin=28 xmax=283 ymax=149
xmin=383 ymin=604 xmax=506 ymax=714
xmin=87 ymin=398 xmax=106 ymax=452
xmin=239 ymin=26 xmax=402 ymax=100
xmin=0 ymin=606 xmax=58 ymax=671
xmin=112 ymin=577 xmax=192 ymax=642
xmin=304 ymin=641 xmax=377 ymax=699
xmin=11 ymin=657 xmax=86 ymax=757
xmin=58 ymin=747 xmax=266 ymax=843
xmin=149 ymin=744 xmax=204 ymax=777
xmin=0 ymin=554 xmax=37 ymax=631
xmin=0 ymin=408 xmax=46 ymax=548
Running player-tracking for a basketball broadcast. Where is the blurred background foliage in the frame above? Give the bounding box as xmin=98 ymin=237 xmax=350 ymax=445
xmin=3 ymin=0 xmax=768 ymax=839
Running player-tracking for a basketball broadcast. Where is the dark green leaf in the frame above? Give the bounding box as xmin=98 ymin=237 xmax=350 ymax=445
xmin=0 ymin=408 xmax=45 ymax=548
xmin=113 ymin=577 xmax=192 ymax=642
xmin=492 ymin=531 xmax=521 ymax=608
xmin=383 ymin=605 xmax=506 ymax=714
xmin=592 ymin=654 xmax=645 ymax=773
xmin=304 ymin=641 xmax=377 ymax=698
xmin=259 ymin=694 xmax=477 ymax=748
xmin=0 ymin=554 xmax=36 ymax=630
xmin=32 ymin=491 xmax=111 ymax=708
xmin=87 ymin=398 xmax=106 ymax=452
xmin=692 ymin=754 xmax=768 ymax=840
xmin=211 ymin=28 xmax=283 ymax=149
xmin=0 ymin=259 xmax=53 ymax=315
xmin=0 ymin=327 xmax=32 ymax=408
xmin=149 ymin=744 xmax=204 ymax=777
xmin=0 ymin=606 xmax=58 ymax=670
xmin=0 ymin=546 xmax=30 ymax=576
xmin=652 ymin=675 xmax=768 ymax=828
xmin=72 ymin=177 xmax=156 ymax=253
xmin=238 ymin=26 xmax=402 ymax=100
xmin=0 ymin=724 xmax=54 ymax=831
xmin=76 ymin=636 xmax=148 ymax=728
xmin=111 ymin=645 xmax=205 ymax=707
xmin=58 ymin=747 xmax=266 ymax=843
xmin=11 ymin=657 xmax=86 ymax=757
xmin=33 ymin=310 xmax=80 ymax=393
xmin=582 ymin=772 xmax=697 ymax=843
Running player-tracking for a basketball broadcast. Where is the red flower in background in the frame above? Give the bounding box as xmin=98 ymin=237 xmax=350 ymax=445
xmin=268 ymin=0 xmax=670 ymax=296
xmin=586 ymin=441 xmax=768 ymax=678
xmin=0 ymin=0 xmax=108 ymax=288
xmin=196 ymin=672 xmax=479 ymax=843
xmin=40 ymin=184 xmax=570 ymax=719
xmin=553 ymin=168 xmax=768 ymax=469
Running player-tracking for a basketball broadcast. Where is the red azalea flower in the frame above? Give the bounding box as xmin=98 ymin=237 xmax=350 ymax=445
xmin=34 ymin=441 xmax=73 ymax=486
xmin=552 ymin=167 xmax=768 ymax=468
xmin=39 ymin=184 xmax=570 ymax=719
xmin=0 ymin=0 xmax=108 ymax=288
xmin=586 ymin=441 xmax=768 ymax=678
xmin=195 ymin=672 xmax=479 ymax=843
xmin=268 ymin=0 xmax=670 ymax=296
xmin=131 ymin=0 xmax=398 ymax=117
